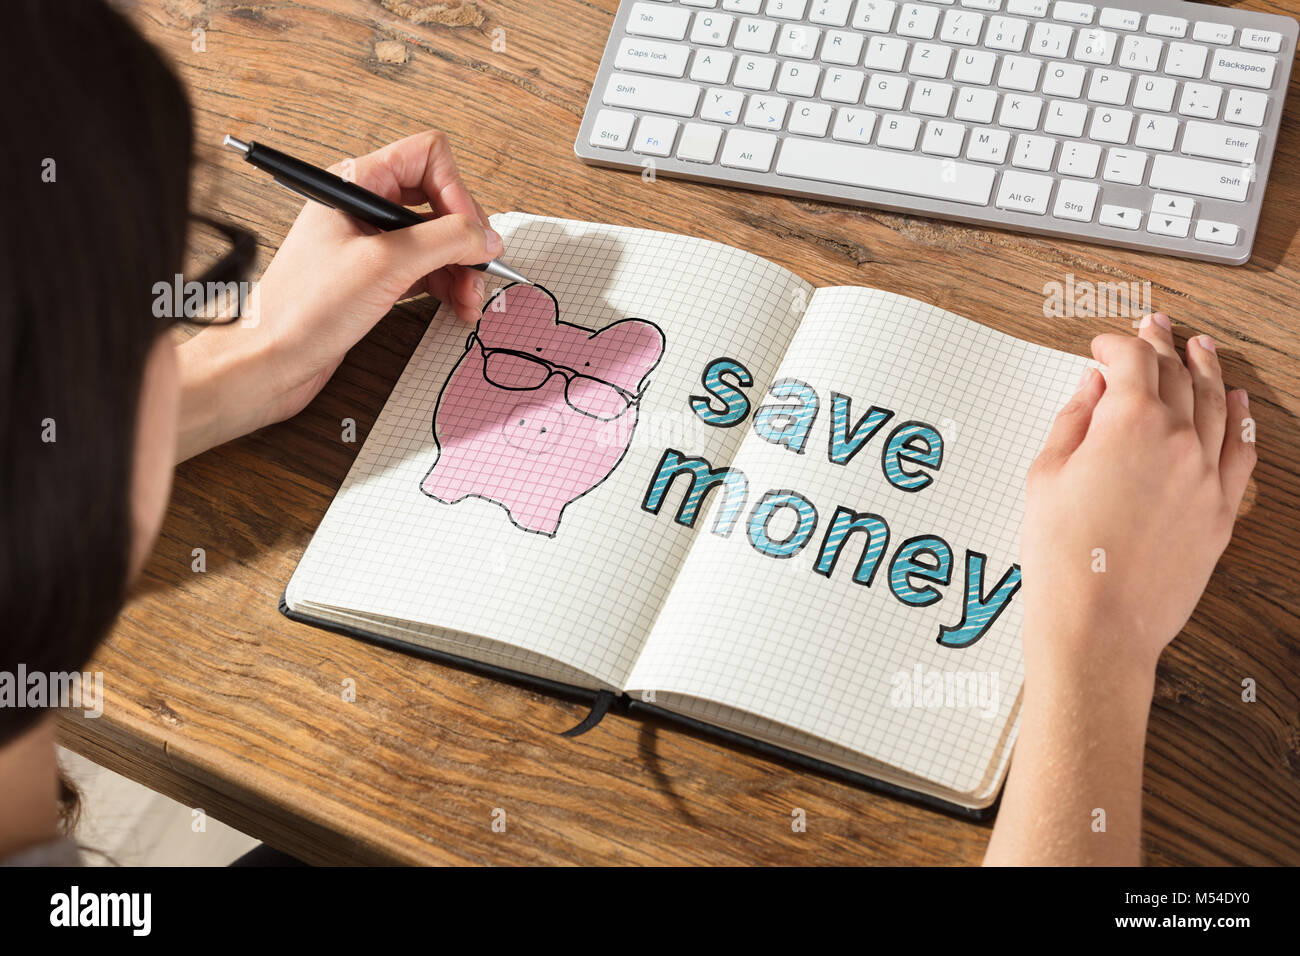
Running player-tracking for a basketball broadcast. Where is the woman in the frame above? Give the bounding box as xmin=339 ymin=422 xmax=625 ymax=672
xmin=0 ymin=1 xmax=1255 ymax=866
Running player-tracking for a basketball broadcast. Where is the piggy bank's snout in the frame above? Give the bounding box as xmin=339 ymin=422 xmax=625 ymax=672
xmin=499 ymin=402 xmax=567 ymax=455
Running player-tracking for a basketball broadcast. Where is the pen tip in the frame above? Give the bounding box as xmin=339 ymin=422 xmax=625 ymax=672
xmin=222 ymin=134 xmax=250 ymax=154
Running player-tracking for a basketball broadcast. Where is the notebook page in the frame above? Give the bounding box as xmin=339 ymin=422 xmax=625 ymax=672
xmin=286 ymin=214 xmax=812 ymax=690
xmin=627 ymin=287 xmax=1092 ymax=794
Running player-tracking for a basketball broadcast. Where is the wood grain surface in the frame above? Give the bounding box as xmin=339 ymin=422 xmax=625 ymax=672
xmin=59 ymin=0 xmax=1300 ymax=864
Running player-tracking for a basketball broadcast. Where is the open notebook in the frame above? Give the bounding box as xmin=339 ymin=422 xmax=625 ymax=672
xmin=283 ymin=212 xmax=1091 ymax=818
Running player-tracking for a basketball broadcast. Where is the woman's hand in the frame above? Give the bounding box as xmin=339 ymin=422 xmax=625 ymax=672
xmin=176 ymin=130 xmax=501 ymax=461
xmin=986 ymin=313 xmax=1256 ymax=866
xmin=1021 ymin=313 xmax=1256 ymax=680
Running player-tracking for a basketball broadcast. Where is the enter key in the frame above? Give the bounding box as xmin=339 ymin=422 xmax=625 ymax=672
xmin=1181 ymin=120 xmax=1259 ymax=164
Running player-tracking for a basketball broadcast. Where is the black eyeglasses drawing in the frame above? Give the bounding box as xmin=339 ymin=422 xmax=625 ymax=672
xmin=467 ymin=332 xmax=643 ymax=421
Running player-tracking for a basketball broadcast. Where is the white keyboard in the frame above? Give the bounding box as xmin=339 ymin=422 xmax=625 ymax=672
xmin=575 ymin=0 xmax=1297 ymax=264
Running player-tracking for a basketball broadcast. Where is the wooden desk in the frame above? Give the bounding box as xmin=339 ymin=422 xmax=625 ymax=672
xmin=65 ymin=0 xmax=1300 ymax=864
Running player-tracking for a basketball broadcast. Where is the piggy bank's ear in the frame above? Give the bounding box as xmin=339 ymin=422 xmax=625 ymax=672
xmin=591 ymin=319 xmax=666 ymax=392
xmin=478 ymin=283 xmax=558 ymax=341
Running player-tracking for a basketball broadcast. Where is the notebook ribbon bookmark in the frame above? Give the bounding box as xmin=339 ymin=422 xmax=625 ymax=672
xmin=559 ymin=689 xmax=617 ymax=738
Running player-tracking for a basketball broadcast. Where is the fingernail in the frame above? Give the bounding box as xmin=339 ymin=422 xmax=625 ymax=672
xmin=1076 ymin=367 xmax=1093 ymax=389
xmin=1237 ymin=390 xmax=1249 ymax=409
xmin=1152 ymin=312 xmax=1171 ymax=330
xmin=1198 ymin=334 xmax=1216 ymax=354
xmin=1138 ymin=314 xmax=1153 ymax=328
xmin=473 ymin=276 xmax=485 ymax=300
xmin=486 ymin=228 xmax=504 ymax=257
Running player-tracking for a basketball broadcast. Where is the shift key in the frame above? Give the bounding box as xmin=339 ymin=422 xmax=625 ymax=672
xmin=1149 ymin=154 xmax=1250 ymax=202
xmin=602 ymin=73 xmax=701 ymax=117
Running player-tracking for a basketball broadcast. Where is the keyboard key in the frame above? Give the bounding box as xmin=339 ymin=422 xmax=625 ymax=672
xmin=788 ymin=100 xmax=834 ymax=134
xmin=720 ymin=128 xmax=779 ymax=170
xmin=589 ymin=109 xmax=636 ymax=149
xmin=996 ymin=170 xmax=1054 ymax=214
xmin=1225 ymin=89 xmax=1268 ymax=127
xmin=1053 ymin=2 xmax=1094 ymax=24
xmin=953 ymin=49 xmax=998 ymax=83
xmin=941 ymin=10 xmax=986 ymax=45
xmin=1181 ymin=120 xmax=1258 ymax=163
xmin=603 ymin=73 xmax=702 ymax=116
xmin=1166 ymin=42 xmax=1208 ymax=78
xmin=1057 ymin=139 xmax=1101 ymax=176
xmin=1087 ymin=68 xmax=1132 ymax=104
xmin=724 ymin=0 xmax=765 ymax=11
xmin=1133 ymin=113 xmax=1178 ymax=150
xmin=1006 ymin=0 xmax=1049 ymax=16
xmin=1075 ymin=29 xmax=1118 ymax=65
xmin=626 ymin=3 xmax=692 ymax=40
xmin=1195 ymin=219 xmax=1238 ymax=244
xmin=999 ymin=93 xmax=1043 ymax=128
xmin=1177 ymin=82 xmax=1222 ymax=119
xmin=616 ymin=38 xmax=691 ymax=77
xmin=1132 ymin=75 xmax=1176 ymax=112
xmin=1148 ymin=213 xmax=1192 ymax=237
xmin=910 ymin=80 xmax=955 ymax=115
xmin=865 ymin=35 xmax=909 ymax=70
xmin=954 ymin=87 xmax=999 ymax=123
xmin=852 ymin=0 xmax=898 ymax=32
xmin=866 ymin=74 xmax=910 ymax=109
xmin=744 ymin=94 xmax=790 ymax=128
xmin=1152 ymin=193 xmax=1194 ymax=217
xmin=1089 ymin=106 xmax=1133 ymax=142
xmin=1053 ymin=178 xmax=1099 ymax=220
xmin=910 ymin=42 xmax=954 ymax=77
xmin=922 ymin=120 xmax=967 ymax=156
xmin=691 ymin=12 xmax=736 ymax=45
xmin=1240 ymin=30 xmax=1283 ymax=54
xmin=676 ymin=122 xmax=723 ymax=162
xmin=998 ymin=55 xmax=1042 ymax=91
xmin=1149 ymin=154 xmax=1250 ymax=201
xmin=1191 ymin=21 xmax=1233 ymax=45
xmin=809 ymin=0 xmax=854 ymax=26
xmin=775 ymin=137 xmax=998 ymax=203
xmin=1145 ymin=14 xmax=1186 ymax=38
xmin=821 ymin=30 xmax=865 ymax=64
xmin=701 ymin=87 xmax=745 ymax=122
xmin=1147 ymin=212 xmax=1190 ymax=237
xmin=822 ymin=68 xmax=866 ymax=100
xmin=1013 ymin=133 xmax=1056 ymax=169
xmin=776 ymin=23 xmax=821 ymax=56
xmin=986 ymin=15 xmax=1029 ymax=51
xmin=734 ymin=17 xmax=778 ymax=51
xmin=1030 ymin=22 xmax=1073 ymax=58
xmin=898 ymin=3 xmax=941 ymax=38
xmin=832 ymin=107 xmax=878 ymax=142
xmin=877 ymin=113 xmax=922 ymax=148
xmin=1103 ymin=147 xmax=1147 ymax=183
xmin=767 ymin=0 xmax=810 ymax=19
xmin=1208 ymin=48 xmax=1277 ymax=91
xmin=777 ymin=60 xmax=822 ymax=95
xmin=690 ymin=49 xmax=735 ymax=83
xmin=1098 ymin=7 xmax=1139 ymax=31
xmin=967 ymin=127 xmax=1011 ymax=162
xmin=633 ymin=116 xmax=680 ymax=155
xmin=735 ymin=54 xmax=779 ymax=88
xmin=1118 ymin=35 xmax=1161 ymax=72
xmin=1044 ymin=100 xmax=1088 ymax=136
xmin=1041 ymin=61 xmax=1086 ymax=97
xmin=1099 ymin=204 xmax=1141 ymax=228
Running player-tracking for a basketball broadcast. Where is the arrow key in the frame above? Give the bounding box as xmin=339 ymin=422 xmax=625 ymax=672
xmin=1099 ymin=204 xmax=1142 ymax=230
xmin=1194 ymin=219 xmax=1238 ymax=245
xmin=1148 ymin=213 xmax=1191 ymax=238
xmin=1152 ymin=193 xmax=1195 ymax=218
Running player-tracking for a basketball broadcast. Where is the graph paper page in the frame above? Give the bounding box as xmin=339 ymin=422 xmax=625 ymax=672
xmin=286 ymin=214 xmax=812 ymax=690
xmin=627 ymin=287 xmax=1091 ymax=794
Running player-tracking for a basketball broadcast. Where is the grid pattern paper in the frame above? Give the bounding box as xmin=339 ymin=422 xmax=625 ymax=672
xmin=626 ymin=288 xmax=1091 ymax=799
xmin=286 ymin=214 xmax=813 ymax=690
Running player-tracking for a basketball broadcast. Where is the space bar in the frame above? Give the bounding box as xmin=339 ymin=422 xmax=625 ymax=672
xmin=775 ymin=139 xmax=996 ymax=206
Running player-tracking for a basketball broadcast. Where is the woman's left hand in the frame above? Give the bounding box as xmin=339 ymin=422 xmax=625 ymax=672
xmin=176 ymin=129 xmax=501 ymax=461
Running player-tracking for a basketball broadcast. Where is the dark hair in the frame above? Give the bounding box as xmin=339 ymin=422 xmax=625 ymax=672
xmin=0 ymin=0 xmax=194 ymax=745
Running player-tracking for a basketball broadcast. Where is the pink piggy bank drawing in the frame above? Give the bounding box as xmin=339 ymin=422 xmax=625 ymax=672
xmin=420 ymin=283 xmax=665 ymax=536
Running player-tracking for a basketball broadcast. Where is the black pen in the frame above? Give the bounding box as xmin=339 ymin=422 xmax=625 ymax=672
xmin=222 ymin=134 xmax=531 ymax=286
